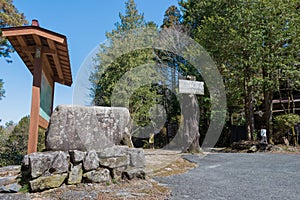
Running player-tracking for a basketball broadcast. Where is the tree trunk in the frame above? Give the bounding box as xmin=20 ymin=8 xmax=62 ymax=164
xmin=244 ymin=72 xmax=255 ymax=141
xmin=181 ymin=94 xmax=201 ymax=153
xmin=278 ymin=86 xmax=287 ymax=114
xmin=264 ymin=90 xmax=273 ymax=144
xmin=291 ymin=90 xmax=295 ymax=114
xmin=262 ymin=64 xmax=273 ymax=144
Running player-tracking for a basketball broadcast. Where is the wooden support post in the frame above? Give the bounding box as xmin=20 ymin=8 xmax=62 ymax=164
xmin=1 ymin=20 xmax=73 ymax=154
xmin=28 ymin=47 xmax=43 ymax=154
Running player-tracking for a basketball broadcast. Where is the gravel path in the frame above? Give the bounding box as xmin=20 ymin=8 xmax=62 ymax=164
xmin=156 ymin=153 xmax=300 ymax=200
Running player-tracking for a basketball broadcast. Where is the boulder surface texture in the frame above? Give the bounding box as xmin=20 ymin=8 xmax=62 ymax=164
xmin=46 ymin=105 xmax=133 ymax=151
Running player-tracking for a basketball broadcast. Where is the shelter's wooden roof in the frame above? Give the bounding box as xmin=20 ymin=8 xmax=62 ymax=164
xmin=1 ymin=25 xmax=72 ymax=86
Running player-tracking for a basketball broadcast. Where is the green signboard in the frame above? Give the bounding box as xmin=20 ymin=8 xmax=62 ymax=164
xmin=40 ymin=72 xmax=52 ymax=121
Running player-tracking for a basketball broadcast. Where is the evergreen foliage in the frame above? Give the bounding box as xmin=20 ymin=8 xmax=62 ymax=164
xmin=180 ymin=0 xmax=300 ymax=142
xmin=0 ymin=0 xmax=27 ymax=108
xmin=0 ymin=78 xmax=4 ymax=100
xmin=90 ymin=0 xmax=160 ymax=130
xmin=0 ymin=116 xmax=45 ymax=166
xmin=0 ymin=0 xmax=27 ymax=60
xmin=274 ymin=114 xmax=300 ymax=144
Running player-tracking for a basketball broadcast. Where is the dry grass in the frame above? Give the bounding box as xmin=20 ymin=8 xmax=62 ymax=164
xmin=152 ymin=157 xmax=198 ymax=177
xmin=95 ymin=179 xmax=171 ymax=200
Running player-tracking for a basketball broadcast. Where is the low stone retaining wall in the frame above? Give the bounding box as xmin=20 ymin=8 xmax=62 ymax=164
xmin=0 ymin=166 xmax=22 ymax=193
xmin=0 ymin=106 xmax=147 ymax=193
xmin=0 ymin=146 xmax=146 ymax=193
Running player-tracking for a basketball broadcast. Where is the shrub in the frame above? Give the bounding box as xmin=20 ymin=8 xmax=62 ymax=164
xmin=0 ymin=116 xmax=46 ymax=166
xmin=273 ymin=114 xmax=300 ymax=144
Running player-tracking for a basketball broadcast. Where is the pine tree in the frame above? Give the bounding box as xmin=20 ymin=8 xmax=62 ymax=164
xmin=0 ymin=79 xmax=4 ymax=100
xmin=0 ymin=0 xmax=27 ymax=102
xmin=155 ymin=5 xmax=203 ymax=153
xmin=162 ymin=5 xmax=181 ymax=29
xmin=90 ymin=0 xmax=160 ymax=129
xmin=160 ymin=6 xmax=181 ymax=91
xmin=113 ymin=0 xmax=145 ymax=33
xmin=0 ymin=0 xmax=27 ymax=59
xmin=180 ymin=0 xmax=300 ymax=142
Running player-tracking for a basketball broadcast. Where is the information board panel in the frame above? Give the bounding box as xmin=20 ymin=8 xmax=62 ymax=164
xmin=40 ymin=72 xmax=52 ymax=121
xmin=179 ymin=80 xmax=204 ymax=95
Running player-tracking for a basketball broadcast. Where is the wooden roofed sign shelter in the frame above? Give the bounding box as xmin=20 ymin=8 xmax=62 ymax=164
xmin=1 ymin=20 xmax=72 ymax=153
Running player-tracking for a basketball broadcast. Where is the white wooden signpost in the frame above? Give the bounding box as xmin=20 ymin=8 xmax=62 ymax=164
xmin=177 ymin=78 xmax=204 ymax=152
xmin=179 ymin=79 xmax=204 ymax=95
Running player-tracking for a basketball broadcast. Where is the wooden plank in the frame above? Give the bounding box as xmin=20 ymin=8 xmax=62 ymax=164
xmin=42 ymin=54 xmax=54 ymax=81
xmin=28 ymin=47 xmax=43 ymax=154
xmin=34 ymin=35 xmax=57 ymax=54
xmin=15 ymin=44 xmax=56 ymax=56
xmin=58 ymin=56 xmax=69 ymax=62
xmin=47 ymin=39 xmax=64 ymax=83
xmin=28 ymin=86 xmax=40 ymax=153
xmin=32 ymin=34 xmax=41 ymax=46
xmin=57 ymin=51 xmax=69 ymax=57
xmin=272 ymin=99 xmax=300 ymax=104
xmin=16 ymin=36 xmax=35 ymax=66
xmin=39 ymin=116 xmax=49 ymax=130
xmin=57 ymin=59 xmax=69 ymax=66
xmin=41 ymin=47 xmax=57 ymax=55
xmin=53 ymin=77 xmax=62 ymax=83
xmin=56 ymin=43 xmax=68 ymax=50
xmin=56 ymin=47 xmax=68 ymax=53
xmin=2 ymin=28 xmax=65 ymax=43
xmin=15 ymin=46 xmax=35 ymax=53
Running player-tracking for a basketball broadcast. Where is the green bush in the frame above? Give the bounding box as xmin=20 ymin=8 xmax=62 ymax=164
xmin=0 ymin=116 xmax=46 ymax=167
xmin=273 ymin=114 xmax=300 ymax=144
xmin=0 ymin=116 xmax=29 ymax=166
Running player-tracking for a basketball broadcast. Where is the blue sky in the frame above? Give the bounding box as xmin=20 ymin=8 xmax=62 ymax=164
xmin=0 ymin=0 xmax=179 ymax=125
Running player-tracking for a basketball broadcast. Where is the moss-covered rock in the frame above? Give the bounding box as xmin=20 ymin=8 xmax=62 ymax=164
xmin=30 ymin=173 xmax=67 ymax=192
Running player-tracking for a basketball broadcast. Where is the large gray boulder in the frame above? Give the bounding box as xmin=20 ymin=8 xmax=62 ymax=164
xmin=46 ymin=105 xmax=133 ymax=151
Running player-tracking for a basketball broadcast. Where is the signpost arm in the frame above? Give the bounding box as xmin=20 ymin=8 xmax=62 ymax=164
xmin=28 ymin=47 xmax=43 ymax=154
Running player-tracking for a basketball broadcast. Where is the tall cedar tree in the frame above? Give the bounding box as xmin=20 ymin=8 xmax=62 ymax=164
xmin=159 ymin=5 xmax=204 ymax=152
xmin=180 ymin=0 xmax=300 ymax=141
xmin=90 ymin=0 xmax=160 ymax=129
